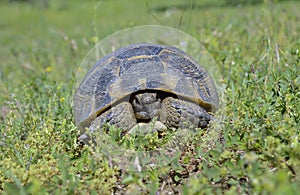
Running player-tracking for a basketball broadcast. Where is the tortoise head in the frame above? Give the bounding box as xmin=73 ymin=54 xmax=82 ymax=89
xmin=132 ymin=92 xmax=161 ymax=120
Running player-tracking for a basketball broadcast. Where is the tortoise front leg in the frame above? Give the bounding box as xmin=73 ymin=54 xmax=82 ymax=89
xmin=79 ymin=102 xmax=137 ymax=144
xmin=92 ymin=102 xmax=137 ymax=133
xmin=159 ymin=97 xmax=212 ymax=129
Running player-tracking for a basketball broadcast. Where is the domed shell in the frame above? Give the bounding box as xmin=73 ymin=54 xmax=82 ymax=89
xmin=74 ymin=43 xmax=219 ymax=130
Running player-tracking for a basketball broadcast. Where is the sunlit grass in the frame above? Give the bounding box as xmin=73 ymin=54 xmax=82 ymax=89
xmin=0 ymin=0 xmax=299 ymax=194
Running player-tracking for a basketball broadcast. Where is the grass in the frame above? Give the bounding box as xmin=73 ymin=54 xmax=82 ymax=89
xmin=0 ymin=0 xmax=300 ymax=194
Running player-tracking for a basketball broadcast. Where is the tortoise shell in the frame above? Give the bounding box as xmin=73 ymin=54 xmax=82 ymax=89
xmin=74 ymin=43 xmax=219 ymax=130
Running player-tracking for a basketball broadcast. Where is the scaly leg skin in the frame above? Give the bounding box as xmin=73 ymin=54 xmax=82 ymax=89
xmin=159 ymin=97 xmax=212 ymax=130
xmin=79 ymin=102 xmax=137 ymax=144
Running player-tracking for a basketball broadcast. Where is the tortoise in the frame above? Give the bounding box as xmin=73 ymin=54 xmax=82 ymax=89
xmin=74 ymin=43 xmax=219 ymax=142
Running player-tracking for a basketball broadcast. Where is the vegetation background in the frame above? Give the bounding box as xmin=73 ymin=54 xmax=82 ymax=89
xmin=0 ymin=0 xmax=299 ymax=194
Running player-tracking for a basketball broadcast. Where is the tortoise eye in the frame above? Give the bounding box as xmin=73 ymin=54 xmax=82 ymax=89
xmin=142 ymin=93 xmax=157 ymax=104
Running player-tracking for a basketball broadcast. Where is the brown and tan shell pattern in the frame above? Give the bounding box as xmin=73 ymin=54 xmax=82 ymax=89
xmin=74 ymin=43 xmax=219 ymax=130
